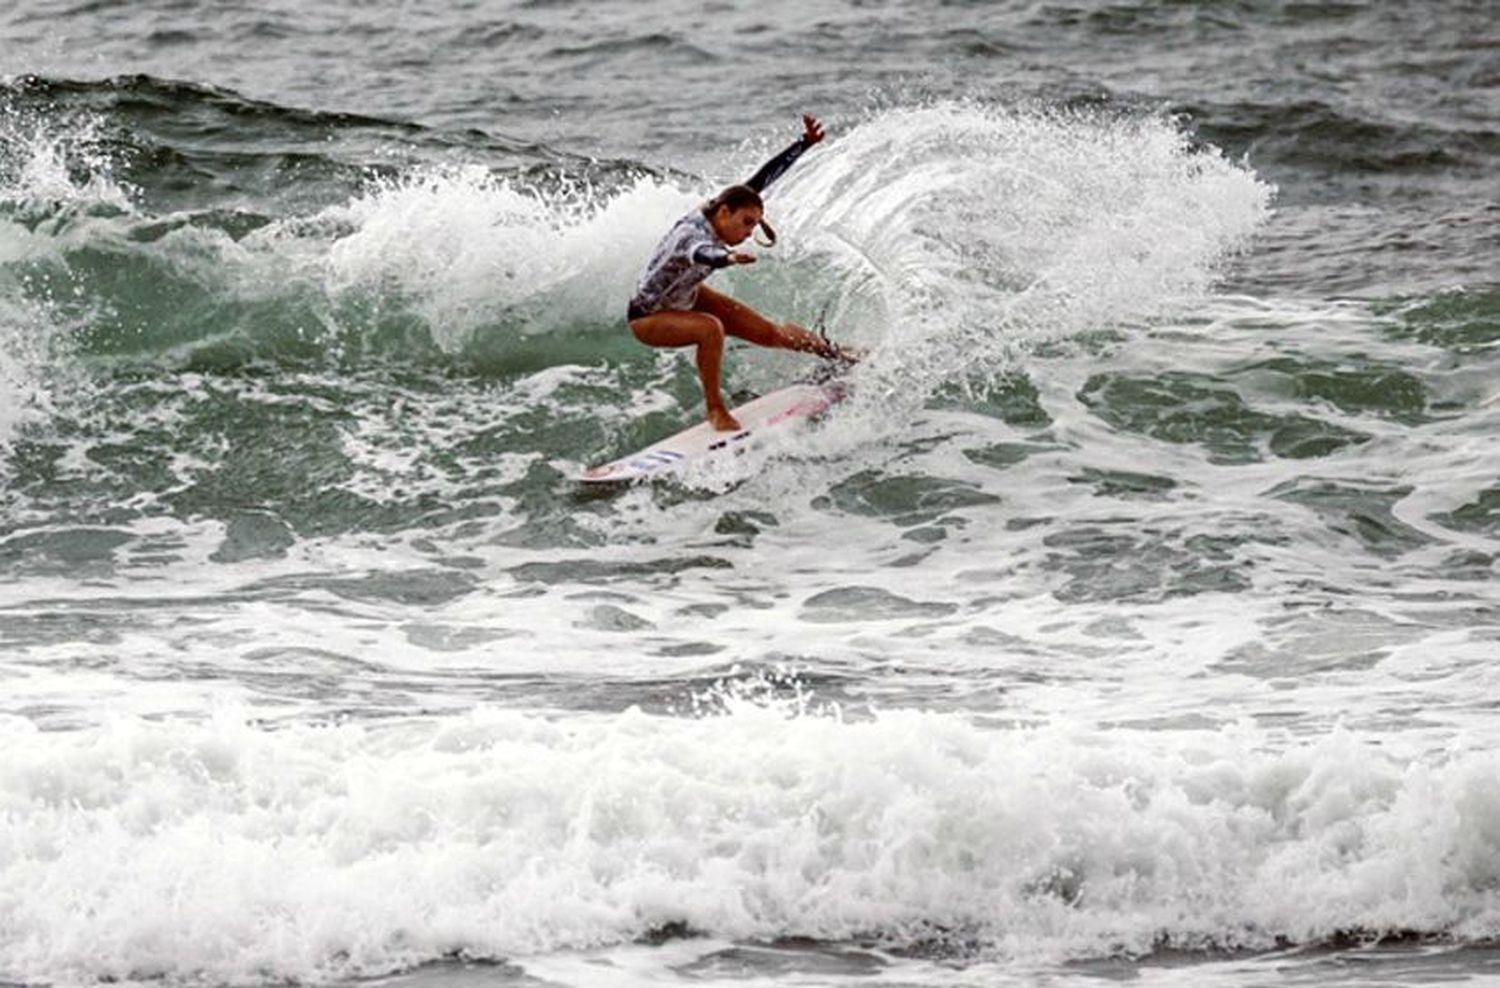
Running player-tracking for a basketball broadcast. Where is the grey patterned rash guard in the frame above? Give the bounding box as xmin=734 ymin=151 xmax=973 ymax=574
xmin=628 ymin=135 xmax=813 ymax=321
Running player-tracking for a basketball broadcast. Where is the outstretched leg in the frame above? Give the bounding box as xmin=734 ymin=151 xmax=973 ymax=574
xmin=629 ymin=311 xmax=741 ymax=431
xmin=695 ymin=286 xmax=848 ymax=360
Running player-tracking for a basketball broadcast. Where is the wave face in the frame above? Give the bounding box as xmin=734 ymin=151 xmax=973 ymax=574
xmin=2 ymin=0 xmax=1499 ymax=984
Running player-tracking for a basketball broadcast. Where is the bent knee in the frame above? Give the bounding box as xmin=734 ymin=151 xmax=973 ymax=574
xmin=630 ymin=312 xmax=725 ymax=349
xmin=679 ymin=312 xmax=727 ymax=347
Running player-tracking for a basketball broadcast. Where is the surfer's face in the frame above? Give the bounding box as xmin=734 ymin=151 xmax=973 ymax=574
xmin=711 ymin=204 xmax=763 ymax=246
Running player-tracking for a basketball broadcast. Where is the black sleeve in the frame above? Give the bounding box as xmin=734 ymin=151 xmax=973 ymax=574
xmin=691 ymin=242 xmax=733 ymax=268
xmin=744 ymin=136 xmax=812 ymax=194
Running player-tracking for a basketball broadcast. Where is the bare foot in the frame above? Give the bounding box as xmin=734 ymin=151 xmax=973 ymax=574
xmin=708 ymin=407 xmax=743 ymax=432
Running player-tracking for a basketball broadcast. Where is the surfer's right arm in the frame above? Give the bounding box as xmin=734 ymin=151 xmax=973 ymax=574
xmin=690 ymin=243 xmax=755 ymax=268
xmin=743 ymin=114 xmax=825 ymax=193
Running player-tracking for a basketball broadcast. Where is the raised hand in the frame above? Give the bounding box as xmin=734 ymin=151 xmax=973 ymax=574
xmin=802 ymin=114 xmax=825 ymax=145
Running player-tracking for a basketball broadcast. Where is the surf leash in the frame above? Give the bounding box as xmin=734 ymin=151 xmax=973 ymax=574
xmin=811 ymin=302 xmax=860 ymax=365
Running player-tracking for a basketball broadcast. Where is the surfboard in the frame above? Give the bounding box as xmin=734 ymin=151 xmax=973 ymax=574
xmin=580 ymin=375 xmax=849 ymax=484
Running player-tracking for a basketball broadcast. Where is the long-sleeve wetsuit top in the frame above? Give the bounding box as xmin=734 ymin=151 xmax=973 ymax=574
xmin=627 ymin=135 xmax=814 ymax=321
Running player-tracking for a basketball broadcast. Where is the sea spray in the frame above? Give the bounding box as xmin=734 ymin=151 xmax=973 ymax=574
xmin=306 ymin=167 xmax=681 ymax=351
xmin=760 ymin=102 xmax=1273 ymax=407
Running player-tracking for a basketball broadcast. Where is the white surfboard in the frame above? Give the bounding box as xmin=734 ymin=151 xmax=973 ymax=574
xmin=580 ymin=377 xmax=848 ymax=483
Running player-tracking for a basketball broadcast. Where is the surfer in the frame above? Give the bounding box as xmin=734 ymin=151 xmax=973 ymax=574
xmin=627 ymin=114 xmax=851 ymax=432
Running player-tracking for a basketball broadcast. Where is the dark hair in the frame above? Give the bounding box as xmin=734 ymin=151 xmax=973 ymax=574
xmin=703 ymin=184 xmax=763 ymax=216
xmin=703 ymin=184 xmax=778 ymax=246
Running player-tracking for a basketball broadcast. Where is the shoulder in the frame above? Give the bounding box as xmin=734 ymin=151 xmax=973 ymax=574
xmin=673 ymin=211 xmax=717 ymax=244
xmin=647 ymin=212 xmax=702 ymax=254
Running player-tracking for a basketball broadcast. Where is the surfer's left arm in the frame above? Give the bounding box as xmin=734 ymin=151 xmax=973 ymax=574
xmin=744 ymin=114 xmax=825 ymax=193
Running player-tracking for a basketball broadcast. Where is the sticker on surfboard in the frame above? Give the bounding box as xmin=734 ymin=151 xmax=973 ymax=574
xmin=580 ymin=377 xmax=848 ymax=483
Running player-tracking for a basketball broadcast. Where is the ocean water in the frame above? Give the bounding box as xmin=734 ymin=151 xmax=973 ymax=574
xmin=2 ymin=1 xmax=1500 ymax=985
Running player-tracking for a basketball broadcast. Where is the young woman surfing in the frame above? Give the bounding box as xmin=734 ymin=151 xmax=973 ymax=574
xmin=627 ymin=114 xmax=853 ymax=432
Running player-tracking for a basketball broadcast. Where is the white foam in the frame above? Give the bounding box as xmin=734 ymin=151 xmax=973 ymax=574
xmin=2 ymin=707 xmax=1498 ymax=986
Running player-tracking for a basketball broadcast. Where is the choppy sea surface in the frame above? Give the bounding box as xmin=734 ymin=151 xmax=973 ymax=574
xmin=3 ymin=2 xmax=1500 ymax=985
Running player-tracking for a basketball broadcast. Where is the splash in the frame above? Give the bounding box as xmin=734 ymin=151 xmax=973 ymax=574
xmin=260 ymin=166 xmax=666 ymax=352
xmin=0 ymin=103 xmax=125 ymax=454
xmin=0 ymin=100 xmax=133 ymax=217
xmin=763 ymin=101 xmax=1274 ymax=404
